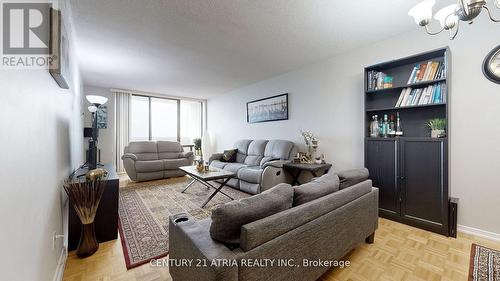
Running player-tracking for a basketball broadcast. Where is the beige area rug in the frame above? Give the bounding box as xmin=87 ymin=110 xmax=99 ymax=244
xmin=118 ymin=176 xmax=250 ymax=269
xmin=469 ymin=244 xmax=500 ymax=281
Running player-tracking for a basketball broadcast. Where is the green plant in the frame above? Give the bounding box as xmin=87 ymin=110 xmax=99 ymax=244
xmin=425 ymin=118 xmax=446 ymax=131
xmin=193 ymin=138 xmax=202 ymax=150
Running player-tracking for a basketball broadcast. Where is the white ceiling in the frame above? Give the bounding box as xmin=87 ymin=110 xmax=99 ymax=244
xmin=70 ymin=0 xmax=427 ymax=99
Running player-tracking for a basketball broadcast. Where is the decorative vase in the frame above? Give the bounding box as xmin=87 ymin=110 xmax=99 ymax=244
xmin=431 ymin=129 xmax=445 ymax=138
xmin=77 ymin=222 xmax=98 ymax=258
xmin=196 ymin=161 xmax=204 ymax=172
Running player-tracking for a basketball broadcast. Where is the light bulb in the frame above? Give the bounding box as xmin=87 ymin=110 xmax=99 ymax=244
xmin=408 ymin=0 xmax=436 ymax=26
xmin=86 ymin=95 xmax=108 ymax=106
xmin=435 ymin=4 xmax=458 ymax=29
xmin=88 ymin=105 xmax=98 ymax=113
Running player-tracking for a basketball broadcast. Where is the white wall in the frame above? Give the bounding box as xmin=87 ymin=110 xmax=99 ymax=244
xmin=208 ymin=18 xmax=500 ymax=235
xmin=82 ymin=85 xmax=115 ymax=166
xmin=0 ymin=1 xmax=84 ymax=280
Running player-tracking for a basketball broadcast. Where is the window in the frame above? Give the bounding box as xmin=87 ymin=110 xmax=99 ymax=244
xmin=130 ymin=95 xmax=203 ymax=144
xmin=180 ymin=100 xmax=202 ymax=144
xmin=151 ymin=98 xmax=177 ymax=141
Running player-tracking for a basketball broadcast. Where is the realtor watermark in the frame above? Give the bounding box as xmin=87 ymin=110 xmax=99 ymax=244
xmin=150 ymin=258 xmax=351 ymax=269
xmin=1 ymin=0 xmax=55 ymax=69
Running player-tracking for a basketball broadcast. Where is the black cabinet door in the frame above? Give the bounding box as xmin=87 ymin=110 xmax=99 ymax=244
xmin=400 ymin=139 xmax=448 ymax=234
xmin=366 ymin=139 xmax=399 ymax=215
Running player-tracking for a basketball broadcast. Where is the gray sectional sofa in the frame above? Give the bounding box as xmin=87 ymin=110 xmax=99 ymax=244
xmin=209 ymin=139 xmax=298 ymax=194
xmin=169 ymin=170 xmax=378 ymax=281
xmin=121 ymin=141 xmax=194 ymax=181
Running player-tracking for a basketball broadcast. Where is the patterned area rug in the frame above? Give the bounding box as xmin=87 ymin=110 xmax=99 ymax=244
xmin=118 ymin=176 xmax=249 ymax=269
xmin=469 ymin=244 xmax=500 ymax=281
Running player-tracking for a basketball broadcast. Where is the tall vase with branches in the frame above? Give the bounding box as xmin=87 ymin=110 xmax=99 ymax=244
xmin=64 ymin=175 xmax=107 ymax=258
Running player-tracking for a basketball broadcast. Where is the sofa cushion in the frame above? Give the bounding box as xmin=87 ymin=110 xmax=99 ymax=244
xmin=293 ymin=173 xmax=340 ymax=206
xmin=234 ymin=139 xmax=252 ymax=163
xmin=127 ymin=141 xmax=159 ymax=161
xmin=238 ymin=166 xmax=263 ymax=184
xmin=135 ymin=160 xmax=163 ymax=173
xmin=239 ymin=181 xmax=260 ymax=195
xmin=244 ymin=140 xmax=268 ymax=166
xmin=158 ymin=152 xmax=181 ymax=159
xmin=221 ymin=149 xmax=237 ymax=162
xmin=163 ymin=158 xmax=190 ymax=170
xmin=209 ymin=183 xmax=293 ymax=245
xmin=210 ymin=160 xmax=227 ymax=170
xmin=264 ymin=140 xmax=294 ymax=160
xmin=337 ymin=168 xmax=369 ymax=189
xmin=223 ymin=163 xmax=248 ymax=173
xmin=157 ymin=141 xmax=182 ymax=152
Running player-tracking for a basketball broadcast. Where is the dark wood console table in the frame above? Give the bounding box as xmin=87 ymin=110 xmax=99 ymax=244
xmin=283 ymin=163 xmax=332 ymax=186
xmin=68 ymin=163 xmax=119 ymax=251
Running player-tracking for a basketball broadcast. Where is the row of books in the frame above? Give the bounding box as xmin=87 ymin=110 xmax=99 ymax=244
xmin=407 ymin=61 xmax=446 ymax=84
xmin=367 ymin=71 xmax=393 ymax=91
xmin=395 ymin=83 xmax=446 ymax=107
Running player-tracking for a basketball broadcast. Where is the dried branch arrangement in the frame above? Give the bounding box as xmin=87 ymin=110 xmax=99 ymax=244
xmin=63 ymin=178 xmax=107 ymax=224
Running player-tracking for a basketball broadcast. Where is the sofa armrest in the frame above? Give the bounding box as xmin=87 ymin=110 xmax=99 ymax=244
xmin=179 ymin=151 xmax=194 ymax=159
xmin=209 ymin=153 xmax=223 ymax=164
xmin=261 ymin=159 xmax=291 ymax=169
xmin=121 ymin=153 xmax=137 ymax=161
xmin=169 ymin=213 xmax=238 ymax=281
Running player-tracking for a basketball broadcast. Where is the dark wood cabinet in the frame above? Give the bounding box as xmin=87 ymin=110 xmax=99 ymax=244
xmin=366 ymin=139 xmax=399 ymax=215
xmin=364 ymin=48 xmax=450 ymax=236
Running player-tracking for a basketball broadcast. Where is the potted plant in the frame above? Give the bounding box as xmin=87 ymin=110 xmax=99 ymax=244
xmin=425 ymin=118 xmax=446 ymax=138
xmin=193 ymin=138 xmax=202 ymax=156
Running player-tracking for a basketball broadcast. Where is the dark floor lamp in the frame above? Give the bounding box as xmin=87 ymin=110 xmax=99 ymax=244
xmin=86 ymin=95 xmax=108 ymax=170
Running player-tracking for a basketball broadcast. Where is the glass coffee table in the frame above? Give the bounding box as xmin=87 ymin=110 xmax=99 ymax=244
xmin=179 ymin=166 xmax=236 ymax=208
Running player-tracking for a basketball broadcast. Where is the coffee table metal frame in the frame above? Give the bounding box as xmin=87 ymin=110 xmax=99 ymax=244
xmin=179 ymin=166 xmax=235 ymax=208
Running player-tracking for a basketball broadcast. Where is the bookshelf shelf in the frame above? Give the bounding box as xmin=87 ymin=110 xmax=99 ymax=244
xmin=365 ymin=78 xmax=447 ymax=94
xmin=366 ymin=103 xmax=445 ymax=112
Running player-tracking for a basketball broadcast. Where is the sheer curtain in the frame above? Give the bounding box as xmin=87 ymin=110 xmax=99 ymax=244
xmin=113 ymin=91 xmax=130 ymax=173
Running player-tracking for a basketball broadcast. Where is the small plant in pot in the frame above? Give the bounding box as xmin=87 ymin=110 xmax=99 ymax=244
xmin=425 ymin=118 xmax=446 ymax=138
xmin=193 ymin=138 xmax=202 ymax=156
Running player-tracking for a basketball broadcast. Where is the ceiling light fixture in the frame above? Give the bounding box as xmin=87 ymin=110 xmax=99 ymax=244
xmin=409 ymin=0 xmax=500 ymax=40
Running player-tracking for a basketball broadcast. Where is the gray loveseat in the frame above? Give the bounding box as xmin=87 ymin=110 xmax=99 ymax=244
xmin=169 ymin=170 xmax=378 ymax=281
xmin=121 ymin=141 xmax=194 ymax=181
xmin=209 ymin=139 xmax=298 ymax=194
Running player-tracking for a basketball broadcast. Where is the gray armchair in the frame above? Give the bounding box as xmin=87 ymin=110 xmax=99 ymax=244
xmin=122 ymin=141 xmax=194 ymax=182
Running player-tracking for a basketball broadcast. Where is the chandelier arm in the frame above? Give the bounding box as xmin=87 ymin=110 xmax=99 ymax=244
xmin=424 ymin=25 xmax=445 ymax=35
xmin=483 ymin=6 xmax=500 ymax=22
xmin=449 ymin=20 xmax=460 ymax=40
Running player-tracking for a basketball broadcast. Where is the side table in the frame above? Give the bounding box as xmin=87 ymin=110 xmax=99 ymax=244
xmin=283 ymin=163 xmax=332 ymax=186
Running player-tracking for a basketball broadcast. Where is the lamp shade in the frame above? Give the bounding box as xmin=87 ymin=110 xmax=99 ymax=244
xmin=88 ymin=105 xmax=98 ymax=113
xmin=86 ymin=95 xmax=108 ymax=106
xmin=408 ymin=0 xmax=435 ymax=26
xmin=435 ymin=4 xmax=458 ymax=29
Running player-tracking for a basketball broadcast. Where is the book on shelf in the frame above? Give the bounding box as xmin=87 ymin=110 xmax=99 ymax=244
xmin=367 ymin=70 xmax=393 ymax=91
xmin=395 ymin=82 xmax=446 ymax=107
xmin=407 ymin=61 xmax=446 ymax=84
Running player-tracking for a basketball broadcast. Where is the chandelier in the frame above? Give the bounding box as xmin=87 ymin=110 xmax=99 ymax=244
xmin=408 ymin=0 xmax=500 ymax=39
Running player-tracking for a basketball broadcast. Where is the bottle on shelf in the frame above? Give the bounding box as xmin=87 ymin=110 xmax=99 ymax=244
xmin=382 ymin=114 xmax=389 ymax=138
xmin=396 ymin=112 xmax=403 ymax=136
xmin=389 ymin=115 xmax=396 ymax=137
xmin=370 ymin=115 xmax=379 ymax=137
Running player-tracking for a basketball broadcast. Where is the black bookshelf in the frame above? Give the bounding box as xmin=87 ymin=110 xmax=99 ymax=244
xmin=364 ymin=47 xmax=451 ymax=236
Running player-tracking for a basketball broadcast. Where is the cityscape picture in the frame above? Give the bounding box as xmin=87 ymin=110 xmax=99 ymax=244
xmin=247 ymin=94 xmax=288 ymax=123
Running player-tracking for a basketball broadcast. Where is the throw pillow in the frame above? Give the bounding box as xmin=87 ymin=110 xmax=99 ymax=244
xmin=337 ymin=168 xmax=369 ymax=189
xmin=221 ymin=149 xmax=237 ymax=162
xmin=293 ymin=173 xmax=340 ymax=206
xmin=209 ymin=183 xmax=293 ymax=245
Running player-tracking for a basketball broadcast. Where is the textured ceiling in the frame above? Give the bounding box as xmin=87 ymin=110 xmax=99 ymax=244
xmin=70 ymin=0 xmax=427 ymax=98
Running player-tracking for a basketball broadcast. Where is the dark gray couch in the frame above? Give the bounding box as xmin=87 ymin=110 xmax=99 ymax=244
xmin=209 ymin=139 xmax=298 ymax=194
xmin=169 ymin=172 xmax=378 ymax=281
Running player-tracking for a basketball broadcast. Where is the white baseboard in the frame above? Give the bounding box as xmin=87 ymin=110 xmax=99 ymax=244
xmin=458 ymin=225 xmax=500 ymax=242
xmin=52 ymin=247 xmax=68 ymax=281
